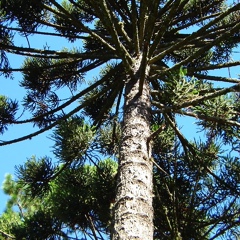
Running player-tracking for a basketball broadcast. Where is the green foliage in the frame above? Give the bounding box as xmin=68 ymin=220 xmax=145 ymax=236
xmin=20 ymin=51 xmax=85 ymax=128
xmin=82 ymin=63 xmax=124 ymax=125
xmin=0 ymin=159 xmax=118 ymax=239
xmin=0 ymin=206 xmax=67 ymax=240
xmin=0 ymin=173 xmax=59 ymax=239
xmin=83 ymin=20 xmax=110 ymax=52
xmin=182 ymin=0 xmax=225 ymax=18
xmin=194 ymin=94 xmax=240 ymax=144
xmin=152 ymin=136 xmax=239 ymax=239
xmin=152 ymin=124 xmax=175 ymax=155
xmin=0 ymin=210 xmax=22 ymax=239
xmin=14 ymin=210 xmax=67 ymax=240
xmin=53 ymin=0 xmax=94 ymax=42
xmin=0 ymin=16 xmax=13 ymax=76
xmin=194 ymin=94 xmax=235 ymax=120
xmin=52 ymin=115 xmax=96 ymax=164
xmin=15 ymin=156 xmax=56 ymax=198
xmin=1 ymin=0 xmax=239 ymax=134
xmin=156 ymin=69 xmax=209 ymax=106
xmin=96 ymin=120 xmax=121 ymax=156
xmin=49 ymin=158 xmax=117 ymax=230
xmin=21 ymin=49 xmax=84 ymax=95
xmin=0 ymin=96 xmax=18 ymax=134
xmin=1 ymin=128 xmax=239 ymax=239
xmin=0 ymin=0 xmax=49 ymax=32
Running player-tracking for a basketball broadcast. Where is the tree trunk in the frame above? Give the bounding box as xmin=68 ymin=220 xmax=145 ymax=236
xmin=112 ymin=58 xmax=153 ymax=239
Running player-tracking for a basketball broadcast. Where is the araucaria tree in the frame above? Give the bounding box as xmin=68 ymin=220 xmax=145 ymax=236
xmin=0 ymin=0 xmax=240 ymax=239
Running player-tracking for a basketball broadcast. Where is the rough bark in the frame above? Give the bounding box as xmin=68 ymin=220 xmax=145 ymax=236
xmin=112 ymin=58 xmax=153 ymax=239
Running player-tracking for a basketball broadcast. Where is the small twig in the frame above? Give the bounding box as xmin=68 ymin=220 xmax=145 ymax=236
xmin=150 ymin=157 xmax=170 ymax=177
xmin=0 ymin=230 xmax=15 ymax=239
xmin=85 ymin=213 xmax=98 ymax=240
xmin=23 ymin=30 xmax=31 ymax=48
xmin=147 ymin=124 xmax=166 ymax=143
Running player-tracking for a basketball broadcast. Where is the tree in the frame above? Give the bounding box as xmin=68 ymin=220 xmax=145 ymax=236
xmin=0 ymin=0 xmax=240 ymax=239
xmin=0 ymin=118 xmax=239 ymax=239
xmin=0 ymin=157 xmax=118 ymax=240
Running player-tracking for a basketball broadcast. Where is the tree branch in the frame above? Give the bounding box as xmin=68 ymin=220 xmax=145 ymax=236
xmin=176 ymin=109 xmax=240 ymax=128
xmin=192 ymin=73 xmax=240 ymax=84
xmin=47 ymin=0 xmax=116 ymax=52
xmin=150 ymin=3 xmax=240 ymax=64
xmin=0 ymin=76 xmax=114 ymax=145
xmin=164 ymin=113 xmax=240 ymax=196
xmin=152 ymin=82 xmax=240 ymax=111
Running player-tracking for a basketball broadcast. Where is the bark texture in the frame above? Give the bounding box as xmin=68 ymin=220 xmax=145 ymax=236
xmin=112 ymin=58 xmax=153 ymax=239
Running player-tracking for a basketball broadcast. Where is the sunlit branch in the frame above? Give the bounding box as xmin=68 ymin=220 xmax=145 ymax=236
xmin=131 ymin=0 xmax=140 ymax=55
xmin=93 ymin=79 xmax=124 ymax=127
xmin=0 ymin=230 xmax=15 ymax=239
xmin=138 ymin=0 xmax=161 ymax=94
xmin=85 ymin=213 xmax=98 ymax=240
xmin=186 ymin=171 xmax=202 ymax=228
xmin=68 ymin=0 xmax=94 ymax=18
xmin=154 ymin=184 xmax=173 ymax=232
xmin=192 ymin=73 xmax=240 ymax=84
xmin=108 ymin=0 xmax=131 ymax=26
xmin=163 ymin=113 xmax=189 ymax=148
xmin=193 ymin=22 xmax=240 ymax=42
xmin=138 ymin=0 xmax=148 ymax=48
xmin=1 ymin=25 xmax=89 ymax=40
xmin=36 ymin=60 xmax=105 ymax=82
xmin=38 ymin=18 xmax=86 ymax=35
xmin=143 ymin=0 xmax=162 ymax=47
xmin=171 ymin=13 xmax=221 ymax=33
xmin=105 ymin=1 xmax=132 ymax=45
xmin=0 ymin=59 xmax=103 ymax=75
xmin=191 ymin=61 xmax=240 ymax=72
xmin=176 ymin=109 xmax=240 ymax=128
xmin=199 ymin=208 xmax=239 ymax=230
xmin=204 ymin=197 xmax=238 ymax=239
xmin=23 ymin=62 xmax=104 ymax=101
xmin=151 ymin=157 xmax=169 ymax=176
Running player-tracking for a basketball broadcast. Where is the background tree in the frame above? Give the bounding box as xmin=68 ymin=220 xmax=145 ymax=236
xmin=0 ymin=0 xmax=240 ymax=239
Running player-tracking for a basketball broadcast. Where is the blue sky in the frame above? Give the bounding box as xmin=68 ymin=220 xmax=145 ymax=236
xmin=0 ymin=2 xmax=240 ymax=217
xmin=0 ymin=30 xmax=81 ymax=211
